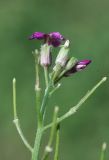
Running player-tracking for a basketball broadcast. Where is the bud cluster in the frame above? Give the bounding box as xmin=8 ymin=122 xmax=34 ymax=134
xmin=29 ymin=32 xmax=91 ymax=84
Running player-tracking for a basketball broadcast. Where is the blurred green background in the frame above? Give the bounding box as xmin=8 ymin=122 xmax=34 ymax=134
xmin=0 ymin=0 xmax=109 ymax=159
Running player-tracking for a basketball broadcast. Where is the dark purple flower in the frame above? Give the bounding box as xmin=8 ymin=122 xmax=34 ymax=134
xmin=29 ymin=32 xmax=65 ymax=47
xmin=64 ymin=59 xmax=91 ymax=76
xmin=48 ymin=32 xmax=65 ymax=47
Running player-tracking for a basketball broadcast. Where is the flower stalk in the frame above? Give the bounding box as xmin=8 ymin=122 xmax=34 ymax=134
xmin=44 ymin=66 xmax=49 ymax=88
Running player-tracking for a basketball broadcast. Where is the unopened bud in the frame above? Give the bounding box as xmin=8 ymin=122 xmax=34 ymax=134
xmin=52 ymin=64 xmax=62 ymax=81
xmin=55 ymin=40 xmax=70 ymax=67
xmin=40 ymin=44 xmax=52 ymax=67
xmin=64 ymin=59 xmax=91 ymax=76
xmin=64 ymin=40 xmax=70 ymax=48
xmin=65 ymin=57 xmax=78 ymax=71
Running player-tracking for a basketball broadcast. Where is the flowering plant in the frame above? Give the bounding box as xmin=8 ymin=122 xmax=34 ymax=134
xmin=12 ymin=32 xmax=107 ymax=160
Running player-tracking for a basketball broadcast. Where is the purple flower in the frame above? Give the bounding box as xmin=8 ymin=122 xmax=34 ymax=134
xmin=29 ymin=32 xmax=65 ymax=47
xmin=64 ymin=59 xmax=91 ymax=76
xmin=29 ymin=32 xmax=46 ymax=40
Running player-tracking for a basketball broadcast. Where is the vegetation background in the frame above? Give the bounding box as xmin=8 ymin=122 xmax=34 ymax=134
xmin=0 ymin=0 xmax=108 ymax=159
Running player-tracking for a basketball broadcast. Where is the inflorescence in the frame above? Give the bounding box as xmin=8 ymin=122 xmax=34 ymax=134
xmin=29 ymin=32 xmax=91 ymax=84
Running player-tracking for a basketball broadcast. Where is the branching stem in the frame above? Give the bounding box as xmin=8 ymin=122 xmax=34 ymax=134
xmin=12 ymin=78 xmax=33 ymax=153
xmin=44 ymin=77 xmax=107 ymax=131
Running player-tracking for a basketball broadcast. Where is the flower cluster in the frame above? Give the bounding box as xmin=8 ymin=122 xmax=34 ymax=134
xmin=29 ymin=32 xmax=91 ymax=83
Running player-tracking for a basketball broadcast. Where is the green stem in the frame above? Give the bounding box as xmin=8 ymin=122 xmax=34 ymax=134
xmin=100 ymin=142 xmax=107 ymax=160
xmin=13 ymin=119 xmax=33 ymax=152
xmin=44 ymin=66 xmax=49 ymax=88
xmin=12 ymin=78 xmax=33 ymax=153
xmin=32 ymin=79 xmax=52 ymax=160
xmin=49 ymin=83 xmax=61 ymax=97
xmin=31 ymin=50 xmax=43 ymax=160
xmin=36 ymin=89 xmax=41 ymax=126
xmin=13 ymin=78 xmax=17 ymax=119
xmin=40 ymin=82 xmax=52 ymax=119
xmin=44 ymin=77 xmax=107 ymax=131
xmin=31 ymin=126 xmax=43 ymax=160
xmin=54 ymin=125 xmax=60 ymax=160
xmin=34 ymin=50 xmax=41 ymax=126
xmin=42 ymin=107 xmax=59 ymax=160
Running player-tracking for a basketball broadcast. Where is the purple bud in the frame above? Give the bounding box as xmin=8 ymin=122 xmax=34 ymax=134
xmin=29 ymin=32 xmax=46 ymax=40
xmin=64 ymin=59 xmax=91 ymax=76
xmin=76 ymin=60 xmax=91 ymax=71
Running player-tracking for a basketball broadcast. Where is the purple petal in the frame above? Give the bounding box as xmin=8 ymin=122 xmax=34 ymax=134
xmin=48 ymin=32 xmax=65 ymax=47
xmin=29 ymin=31 xmax=65 ymax=47
xmin=49 ymin=32 xmax=64 ymax=40
xmin=76 ymin=60 xmax=91 ymax=71
xmin=49 ymin=39 xmax=62 ymax=47
xmin=64 ymin=59 xmax=91 ymax=76
xmin=29 ymin=32 xmax=46 ymax=40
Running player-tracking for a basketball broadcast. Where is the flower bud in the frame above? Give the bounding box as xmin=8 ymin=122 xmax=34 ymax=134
xmin=76 ymin=60 xmax=91 ymax=71
xmin=55 ymin=40 xmax=70 ymax=67
xmin=64 ymin=59 xmax=91 ymax=76
xmin=40 ymin=44 xmax=52 ymax=67
xmin=51 ymin=40 xmax=70 ymax=82
xmin=65 ymin=57 xmax=78 ymax=71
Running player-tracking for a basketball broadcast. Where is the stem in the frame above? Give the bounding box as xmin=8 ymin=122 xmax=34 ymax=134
xmin=31 ymin=50 xmax=43 ymax=160
xmin=13 ymin=119 xmax=33 ymax=152
xmin=44 ymin=66 xmax=49 ymax=88
xmin=32 ymin=84 xmax=51 ymax=160
xmin=40 ymin=82 xmax=52 ymax=119
xmin=42 ymin=107 xmax=59 ymax=160
xmin=49 ymin=83 xmax=61 ymax=97
xmin=34 ymin=50 xmax=42 ymax=126
xmin=31 ymin=126 xmax=43 ymax=160
xmin=44 ymin=77 xmax=107 ymax=131
xmin=100 ymin=142 xmax=107 ymax=160
xmin=54 ymin=125 xmax=60 ymax=160
xmin=34 ymin=50 xmax=40 ymax=90
xmin=13 ymin=78 xmax=17 ymax=119
xmin=12 ymin=78 xmax=33 ymax=153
